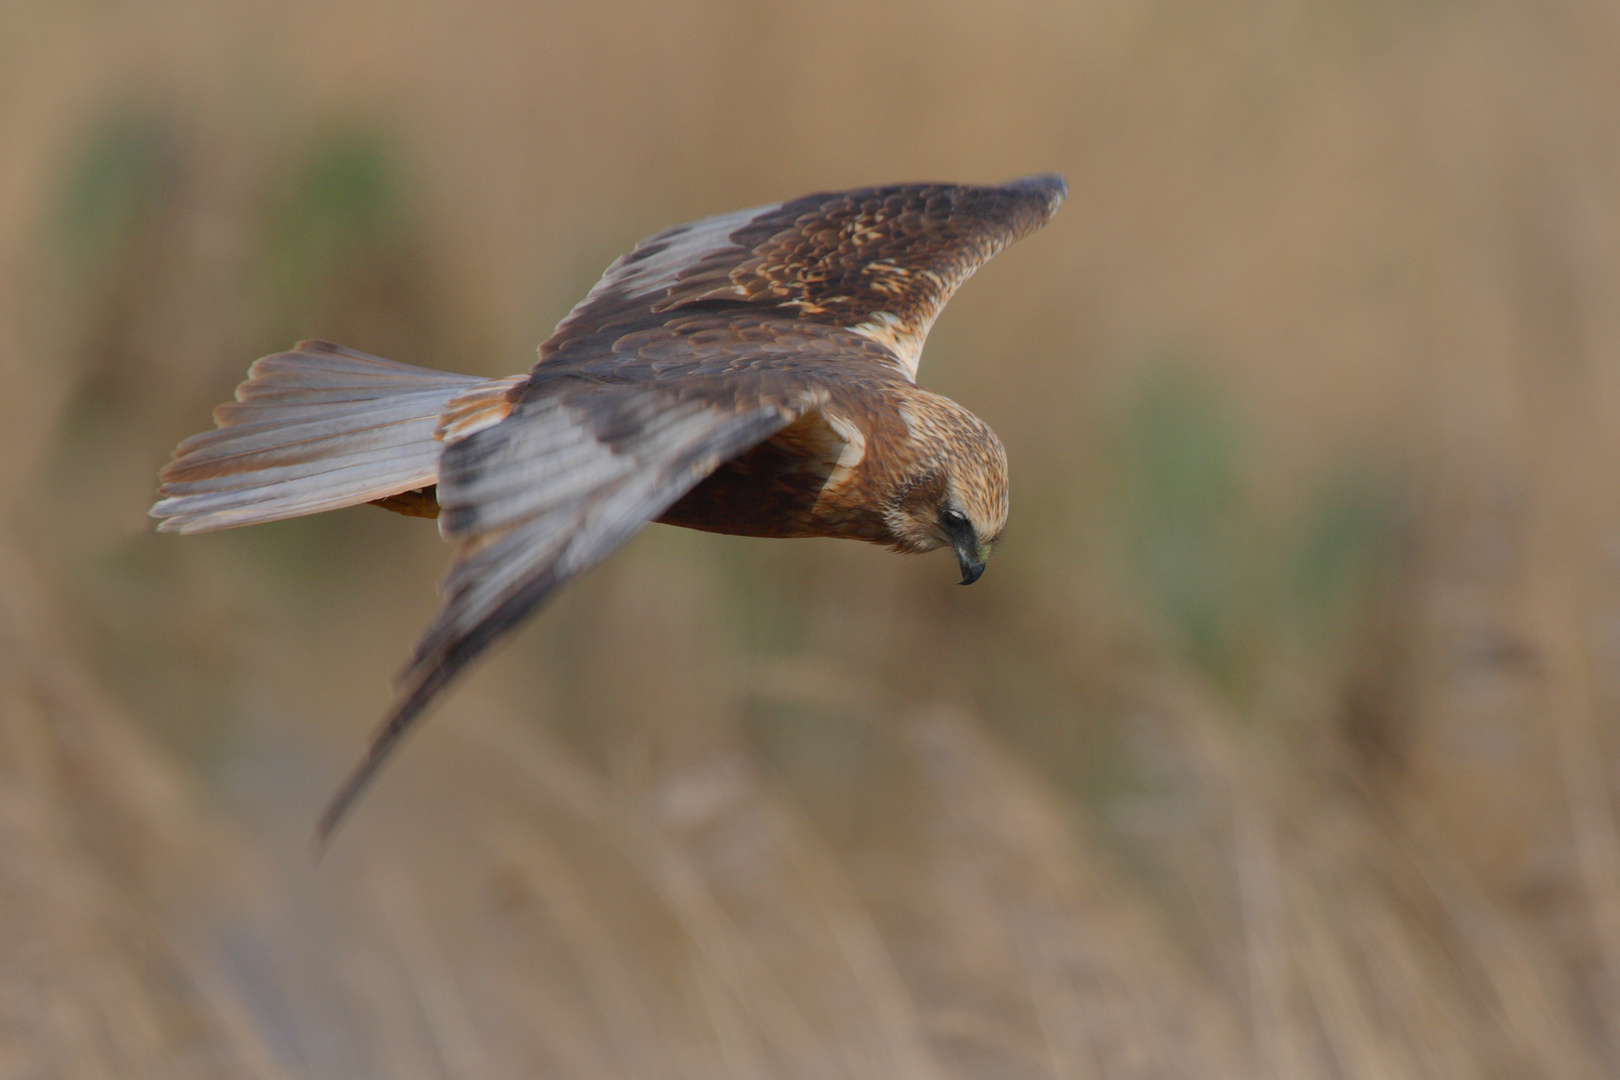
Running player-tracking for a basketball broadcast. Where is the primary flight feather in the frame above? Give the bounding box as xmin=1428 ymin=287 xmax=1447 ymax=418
xmin=151 ymin=174 xmax=1067 ymax=846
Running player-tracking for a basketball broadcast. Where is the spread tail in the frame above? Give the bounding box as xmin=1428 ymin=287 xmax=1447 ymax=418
xmin=151 ymin=340 xmax=518 ymax=533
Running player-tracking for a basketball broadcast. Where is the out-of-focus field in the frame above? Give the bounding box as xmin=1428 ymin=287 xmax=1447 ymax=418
xmin=4 ymin=1 xmax=1620 ymax=1076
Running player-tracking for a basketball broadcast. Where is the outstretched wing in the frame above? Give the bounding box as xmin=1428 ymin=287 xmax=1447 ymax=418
xmin=315 ymin=366 xmax=820 ymax=845
xmin=315 ymin=175 xmax=1067 ymax=844
xmin=543 ymin=174 xmax=1067 ymax=381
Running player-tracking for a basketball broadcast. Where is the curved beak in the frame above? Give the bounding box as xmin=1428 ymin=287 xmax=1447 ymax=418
xmin=955 ymin=540 xmax=987 ymax=585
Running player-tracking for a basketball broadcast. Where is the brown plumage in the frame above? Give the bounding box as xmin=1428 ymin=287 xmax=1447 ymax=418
xmin=150 ymin=175 xmax=1066 ymax=846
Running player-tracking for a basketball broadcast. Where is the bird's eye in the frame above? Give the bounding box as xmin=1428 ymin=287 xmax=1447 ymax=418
xmin=942 ymin=508 xmax=970 ymax=530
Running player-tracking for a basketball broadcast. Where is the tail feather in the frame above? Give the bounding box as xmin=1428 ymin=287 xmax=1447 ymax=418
xmin=152 ymin=340 xmax=515 ymax=534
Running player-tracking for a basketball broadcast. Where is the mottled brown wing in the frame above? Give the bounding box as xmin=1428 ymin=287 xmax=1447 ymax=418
xmin=315 ymin=362 xmax=823 ymax=846
xmin=543 ymin=174 xmax=1067 ymax=380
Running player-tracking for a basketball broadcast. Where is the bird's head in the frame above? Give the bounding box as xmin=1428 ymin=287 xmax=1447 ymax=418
xmin=882 ymin=391 xmax=1008 ymax=584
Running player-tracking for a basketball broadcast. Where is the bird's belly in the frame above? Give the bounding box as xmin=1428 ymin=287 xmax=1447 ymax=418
xmin=656 ymin=436 xmax=832 ymax=538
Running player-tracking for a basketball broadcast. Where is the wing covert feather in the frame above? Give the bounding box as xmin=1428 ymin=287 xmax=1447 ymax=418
xmin=544 ymin=175 xmax=1066 ymax=380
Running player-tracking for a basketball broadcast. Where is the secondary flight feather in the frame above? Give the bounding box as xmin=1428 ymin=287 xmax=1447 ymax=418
xmin=151 ymin=174 xmax=1067 ymax=846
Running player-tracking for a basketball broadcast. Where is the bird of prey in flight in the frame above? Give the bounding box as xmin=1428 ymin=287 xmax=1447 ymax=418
xmin=151 ymin=174 xmax=1067 ymax=846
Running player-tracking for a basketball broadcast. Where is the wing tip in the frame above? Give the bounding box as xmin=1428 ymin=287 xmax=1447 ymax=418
xmin=312 ymin=585 xmax=527 ymax=853
xmin=311 ymin=686 xmax=430 ymax=855
xmin=1003 ymin=173 xmax=1068 ymax=219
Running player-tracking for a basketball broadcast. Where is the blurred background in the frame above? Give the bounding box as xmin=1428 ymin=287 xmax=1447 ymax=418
xmin=4 ymin=0 xmax=1620 ymax=1076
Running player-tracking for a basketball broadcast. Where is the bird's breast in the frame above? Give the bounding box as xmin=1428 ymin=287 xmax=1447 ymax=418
xmin=656 ymin=410 xmax=889 ymax=542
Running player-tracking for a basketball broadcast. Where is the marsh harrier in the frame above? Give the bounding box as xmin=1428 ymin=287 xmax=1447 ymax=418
xmin=152 ymin=175 xmax=1067 ymax=844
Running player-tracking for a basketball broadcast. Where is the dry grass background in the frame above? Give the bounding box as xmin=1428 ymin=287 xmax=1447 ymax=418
xmin=3 ymin=0 xmax=1620 ymax=1076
